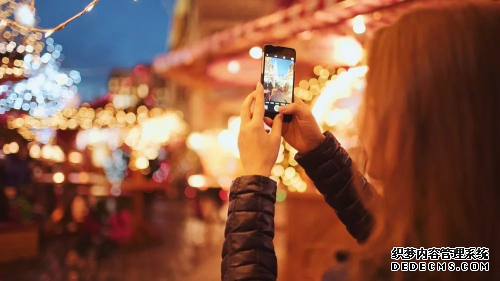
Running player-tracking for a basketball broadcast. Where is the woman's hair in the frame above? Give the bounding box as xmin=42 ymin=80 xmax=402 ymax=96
xmin=356 ymin=1 xmax=499 ymax=280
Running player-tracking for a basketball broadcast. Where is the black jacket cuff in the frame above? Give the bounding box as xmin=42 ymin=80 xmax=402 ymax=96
xmin=295 ymin=131 xmax=340 ymax=171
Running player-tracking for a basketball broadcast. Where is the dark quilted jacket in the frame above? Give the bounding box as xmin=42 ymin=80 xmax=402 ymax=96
xmin=221 ymin=131 xmax=379 ymax=281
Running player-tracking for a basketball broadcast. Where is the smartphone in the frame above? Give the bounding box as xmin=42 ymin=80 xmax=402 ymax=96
xmin=261 ymin=45 xmax=296 ymax=122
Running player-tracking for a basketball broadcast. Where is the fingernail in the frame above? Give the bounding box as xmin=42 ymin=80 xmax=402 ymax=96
xmin=256 ymin=82 xmax=261 ymax=89
xmin=278 ymin=106 xmax=284 ymax=112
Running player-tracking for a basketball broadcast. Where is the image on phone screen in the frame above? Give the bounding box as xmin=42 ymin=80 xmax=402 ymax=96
xmin=263 ymin=54 xmax=295 ymax=112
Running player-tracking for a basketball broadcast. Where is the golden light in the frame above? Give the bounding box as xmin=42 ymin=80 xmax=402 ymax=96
xmin=51 ymin=145 xmax=66 ymax=162
xmin=145 ymin=148 xmax=158 ymax=160
xmin=2 ymin=144 xmax=10 ymax=154
xmin=91 ymin=146 xmax=108 ymax=167
xmin=53 ymin=172 xmax=65 ymax=184
xmin=125 ymin=112 xmax=136 ymax=124
xmin=227 ymin=60 xmax=240 ymax=74
xmin=8 ymin=142 xmax=19 ymax=154
xmin=90 ymin=185 xmax=108 ymax=196
xmin=296 ymin=181 xmax=307 ymax=193
xmin=271 ymin=165 xmax=284 ymax=177
xmin=135 ymin=156 xmax=149 ymax=170
xmin=29 ymin=144 xmax=41 ymax=158
xmin=217 ymin=130 xmax=235 ymax=147
xmin=41 ymin=144 xmax=53 ymax=159
xmin=217 ymin=176 xmax=232 ymax=190
xmin=352 ymin=15 xmax=366 ymax=34
xmin=187 ymin=132 xmax=204 ymax=150
xmin=68 ymin=151 xmax=83 ymax=164
xmin=78 ymin=172 xmax=90 ymax=183
xmin=227 ymin=116 xmax=241 ymax=133
xmin=137 ymin=84 xmax=149 ymax=98
xmin=276 ymin=153 xmax=284 ymax=163
xmin=188 ymin=174 xmax=207 ymax=188
xmin=284 ymin=167 xmax=296 ymax=179
xmin=332 ymin=36 xmax=363 ymax=66
xmin=249 ymin=46 xmax=263 ymax=59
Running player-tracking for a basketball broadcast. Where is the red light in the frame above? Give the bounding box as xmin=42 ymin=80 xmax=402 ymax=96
xmin=184 ymin=187 xmax=197 ymax=199
xmin=219 ymin=189 xmax=229 ymax=201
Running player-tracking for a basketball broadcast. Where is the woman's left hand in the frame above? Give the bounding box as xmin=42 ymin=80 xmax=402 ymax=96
xmin=238 ymin=82 xmax=283 ymax=177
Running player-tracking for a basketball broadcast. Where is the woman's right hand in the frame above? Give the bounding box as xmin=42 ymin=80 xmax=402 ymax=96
xmin=264 ymin=97 xmax=325 ymax=154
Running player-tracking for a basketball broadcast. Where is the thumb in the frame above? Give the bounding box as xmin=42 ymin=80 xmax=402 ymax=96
xmin=270 ymin=114 xmax=283 ymax=141
xmin=278 ymin=103 xmax=307 ymax=117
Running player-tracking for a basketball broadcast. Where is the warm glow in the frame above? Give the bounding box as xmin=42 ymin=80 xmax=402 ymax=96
xmin=52 ymin=145 xmax=66 ymax=162
xmin=145 ymin=148 xmax=159 ymax=160
xmin=332 ymin=36 xmax=363 ymax=66
xmin=2 ymin=144 xmax=10 ymax=154
xmin=249 ymin=46 xmax=263 ymax=59
xmin=271 ymin=165 xmax=284 ymax=177
xmin=79 ymin=172 xmax=90 ymax=183
xmin=8 ymin=142 xmax=19 ymax=154
xmin=14 ymin=4 xmax=35 ymax=27
xmin=217 ymin=130 xmax=236 ymax=148
xmin=41 ymin=144 xmax=53 ymax=159
xmin=29 ymin=144 xmax=41 ymax=158
xmin=227 ymin=116 xmax=241 ymax=133
xmin=217 ymin=176 xmax=232 ymax=190
xmin=90 ymin=185 xmax=108 ymax=196
xmin=227 ymin=60 xmax=240 ymax=74
xmin=187 ymin=132 xmax=204 ymax=150
xmin=188 ymin=174 xmax=207 ymax=188
xmin=135 ymin=156 xmax=149 ymax=170
xmin=68 ymin=151 xmax=83 ymax=164
xmin=352 ymin=15 xmax=366 ymax=34
xmin=284 ymin=167 xmax=296 ymax=179
xmin=53 ymin=172 xmax=65 ymax=184
xmin=296 ymin=181 xmax=307 ymax=193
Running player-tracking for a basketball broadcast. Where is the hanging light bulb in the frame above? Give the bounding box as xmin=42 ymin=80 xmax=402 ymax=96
xmin=14 ymin=4 xmax=35 ymax=27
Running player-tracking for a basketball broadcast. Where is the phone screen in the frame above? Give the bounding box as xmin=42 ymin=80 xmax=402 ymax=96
xmin=262 ymin=46 xmax=295 ymax=117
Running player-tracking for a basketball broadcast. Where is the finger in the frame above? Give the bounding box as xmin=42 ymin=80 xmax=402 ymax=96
xmin=270 ymin=114 xmax=283 ymax=141
xmin=240 ymin=91 xmax=256 ymax=124
xmin=294 ymin=97 xmax=307 ymax=107
xmin=278 ymin=103 xmax=307 ymax=117
xmin=252 ymin=82 xmax=265 ymax=121
xmin=263 ymin=117 xmax=274 ymax=128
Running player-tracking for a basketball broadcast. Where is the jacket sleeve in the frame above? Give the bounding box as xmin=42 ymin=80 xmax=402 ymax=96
xmin=295 ymin=131 xmax=378 ymax=243
xmin=221 ymin=175 xmax=278 ymax=281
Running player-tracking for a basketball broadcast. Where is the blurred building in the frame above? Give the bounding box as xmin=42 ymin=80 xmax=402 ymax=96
xmin=164 ymin=0 xmax=276 ymax=131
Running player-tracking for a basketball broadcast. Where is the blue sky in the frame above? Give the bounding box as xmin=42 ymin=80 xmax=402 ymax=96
xmin=270 ymin=57 xmax=293 ymax=77
xmin=35 ymin=0 xmax=175 ymax=102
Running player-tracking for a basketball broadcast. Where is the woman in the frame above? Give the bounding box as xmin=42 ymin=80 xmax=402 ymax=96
xmin=222 ymin=1 xmax=499 ymax=281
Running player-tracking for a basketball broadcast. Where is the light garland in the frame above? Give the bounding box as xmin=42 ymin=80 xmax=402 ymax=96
xmin=0 ymin=0 xmax=100 ymax=38
xmin=1 ymin=38 xmax=80 ymax=118
xmin=271 ymin=64 xmax=367 ymax=194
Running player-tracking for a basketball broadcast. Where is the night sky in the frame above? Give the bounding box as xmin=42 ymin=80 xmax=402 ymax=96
xmin=35 ymin=0 xmax=175 ymax=102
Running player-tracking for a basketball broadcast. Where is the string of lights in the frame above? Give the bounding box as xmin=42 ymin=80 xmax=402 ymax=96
xmin=0 ymin=0 xmax=100 ymax=38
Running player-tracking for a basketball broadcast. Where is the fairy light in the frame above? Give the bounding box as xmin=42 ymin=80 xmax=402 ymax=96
xmin=0 ymin=39 xmax=80 ymax=117
xmin=1 ymin=0 xmax=101 ymax=37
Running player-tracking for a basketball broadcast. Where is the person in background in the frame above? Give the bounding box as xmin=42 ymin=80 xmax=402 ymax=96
xmin=222 ymin=1 xmax=499 ymax=281
xmin=106 ymin=198 xmax=132 ymax=245
xmin=321 ymin=251 xmax=350 ymax=281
